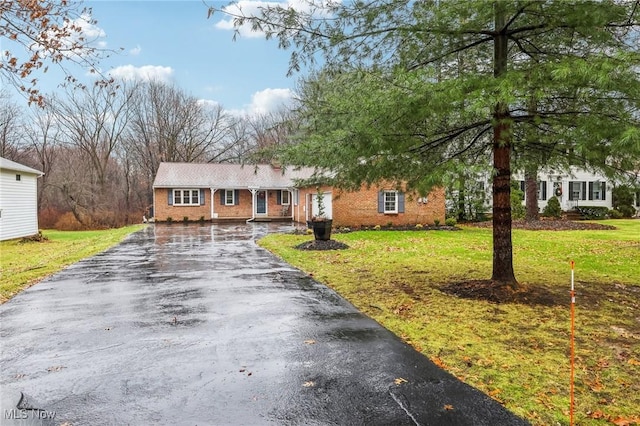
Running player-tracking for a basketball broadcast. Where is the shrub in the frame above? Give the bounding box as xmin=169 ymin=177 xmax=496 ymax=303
xmin=612 ymin=185 xmax=637 ymax=218
xmin=374 ymin=224 xmax=381 ymax=230
xmin=415 ymin=223 xmax=423 ymax=229
xmin=575 ymin=206 xmax=609 ymax=220
xmin=445 ymin=217 xmax=457 ymax=226
xmin=609 ymin=209 xmax=624 ymax=219
xmin=199 ymin=216 xmax=205 ymax=223
xmin=434 ymin=219 xmax=441 ymax=226
xmin=183 ymin=216 xmax=189 ymax=223
xmin=542 ymin=196 xmax=562 ymax=218
xmin=166 ymin=217 xmax=173 ymax=223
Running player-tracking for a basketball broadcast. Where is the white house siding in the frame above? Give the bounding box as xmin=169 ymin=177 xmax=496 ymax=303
xmin=0 ymin=159 xmax=42 ymax=241
xmin=514 ymin=168 xmax=612 ymax=212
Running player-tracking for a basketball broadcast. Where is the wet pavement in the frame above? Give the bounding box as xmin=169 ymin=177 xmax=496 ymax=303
xmin=1 ymin=224 xmax=529 ymax=425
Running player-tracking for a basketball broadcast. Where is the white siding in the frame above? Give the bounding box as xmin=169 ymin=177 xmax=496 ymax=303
xmin=0 ymin=169 xmax=40 ymax=241
xmin=514 ymin=168 xmax=613 ymax=212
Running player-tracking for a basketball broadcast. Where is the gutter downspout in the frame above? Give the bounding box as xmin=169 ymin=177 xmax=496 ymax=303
xmin=210 ymin=188 xmax=217 ymax=220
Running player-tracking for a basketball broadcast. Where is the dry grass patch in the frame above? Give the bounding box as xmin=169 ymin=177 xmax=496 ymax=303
xmin=259 ymin=220 xmax=640 ymax=426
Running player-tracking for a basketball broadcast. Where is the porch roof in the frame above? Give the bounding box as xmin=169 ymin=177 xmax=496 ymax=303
xmin=153 ymin=162 xmax=315 ymax=189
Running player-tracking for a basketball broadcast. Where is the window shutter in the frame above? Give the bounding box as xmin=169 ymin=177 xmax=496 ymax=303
xmin=568 ymin=182 xmax=574 ymax=200
xmin=398 ymin=192 xmax=405 ymax=213
xmin=520 ymin=180 xmax=525 ymax=192
xmin=602 ymin=182 xmax=606 ymax=200
xmin=220 ymin=190 xmax=225 ymax=205
xmin=541 ymin=182 xmax=547 ymax=200
xmin=588 ymin=182 xmax=594 ymax=200
xmin=581 ymin=182 xmax=587 ymax=200
xmin=168 ymin=189 xmax=173 ymax=205
xmin=234 ymin=190 xmax=240 ymax=205
xmin=277 ymin=191 xmax=282 ymax=205
xmin=200 ymin=189 xmax=205 ymax=205
xmin=378 ymin=192 xmax=384 ymax=213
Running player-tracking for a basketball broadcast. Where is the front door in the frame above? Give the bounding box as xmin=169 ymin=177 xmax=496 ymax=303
xmin=256 ymin=190 xmax=267 ymax=215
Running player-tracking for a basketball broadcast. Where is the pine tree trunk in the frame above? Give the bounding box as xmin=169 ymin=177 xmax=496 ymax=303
xmin=525 ymin=168 xmax=539 ymax=221
xmin=491 ymin=3 xmax=518 ymax=288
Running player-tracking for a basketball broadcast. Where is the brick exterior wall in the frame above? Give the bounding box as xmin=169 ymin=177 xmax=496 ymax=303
xmin=294 ymin=185 xmax=445 ymax=227
xmin=154 ymin=188 xmax=294 ymax=222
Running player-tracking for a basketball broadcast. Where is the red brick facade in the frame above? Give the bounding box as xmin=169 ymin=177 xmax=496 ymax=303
xmin=293 ymin=185 xmax=445 ymax=227
xmin=154 ymin=188 xmax=294 ymax=222
xmin=155 ymin=184 xmax=444 ymax=226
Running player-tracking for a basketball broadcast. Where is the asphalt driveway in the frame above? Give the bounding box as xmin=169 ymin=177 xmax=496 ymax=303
xmin=1 ymin=224 xmax=528 ymax=425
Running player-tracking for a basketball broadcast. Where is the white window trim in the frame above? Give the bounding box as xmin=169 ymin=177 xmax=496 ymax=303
xmin=174 ymin=189 xmax=200 ymax=206
xmin=224 ymin=189 xmax=235 ymax=206
xmin=384 ymin=191 xmax=398 ymax=214
xmin=281 ymin=190 xmax=290 ymax=205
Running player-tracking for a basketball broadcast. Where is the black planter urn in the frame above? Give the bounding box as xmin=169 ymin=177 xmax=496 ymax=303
xmin=312 ymin=220 xmax=333 ymax=241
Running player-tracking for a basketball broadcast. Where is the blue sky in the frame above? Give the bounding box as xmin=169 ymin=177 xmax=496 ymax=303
xmin=6 ymin=1 xmax=305 ymax=115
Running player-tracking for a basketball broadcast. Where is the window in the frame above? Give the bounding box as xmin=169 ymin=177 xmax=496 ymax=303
xmin=15 ymin=174 xmax=21 ymax=181
xmin=280 ymin=190 xmax=290 ymax=205
xmin=568 ymin=181 xmax=587 ymax=201
xmin=589 ymin=181 xmax=606 ymax=201
xmin=378 ymin=191 xmax=405 ymax=214
xmin=537 ymin=181 xmax=547 ymax=200
xmin=384 ymin=191 xmax=398 ymax=213
xmin=224 ymin=189 xmax=235 ymax=206
xmin=173 ymin=189 xmax=200 ymax=206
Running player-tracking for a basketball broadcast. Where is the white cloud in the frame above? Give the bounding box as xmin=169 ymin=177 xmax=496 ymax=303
xmin=108 ymin=65 xmax=174 ymax=83
xmin=129 ymin=45 xmax=142 ymax=56
xmin=196 ymin=99 xmax=221 ymax=109
xmin=214 ymin=0 xmax=338 ymax=38
xmin=247 ymin=87 xmax=294 ymax=114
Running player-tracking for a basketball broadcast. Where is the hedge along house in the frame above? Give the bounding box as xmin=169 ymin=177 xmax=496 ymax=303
xmin=0 ymin=157 xmax=44 ymax=241
xmin=152 ymin=162 xmax=445 ymax=226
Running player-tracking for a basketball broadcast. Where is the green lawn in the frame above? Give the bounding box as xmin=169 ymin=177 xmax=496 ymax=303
xmin=0 ymin=225 xmax=145 ymax=303
xmin=259 ymin=220 xmax=640 ymax=426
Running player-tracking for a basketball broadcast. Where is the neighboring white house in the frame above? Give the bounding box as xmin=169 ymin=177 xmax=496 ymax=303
xmin=514 ymin=168 xmax=614 ymax=212
xmin=0 ymin=157 xmax=44 ymax=241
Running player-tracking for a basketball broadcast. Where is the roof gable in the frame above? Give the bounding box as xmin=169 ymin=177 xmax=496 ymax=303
xmin=0 ymin=157 xmax=43 ymax=176
xmin=152 ymin=162 xmax=315 ymax=189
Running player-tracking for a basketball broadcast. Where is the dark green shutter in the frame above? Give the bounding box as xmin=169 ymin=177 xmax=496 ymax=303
xmin=602 ymin=182 xmax=606 ymax=201
xmin=234 ymin=190 xmax=240 ymax=205
xmin=220 ymin=190 xmax=225 ymax=205
xmin=277 ymin=191 xmax=282 ymax=205
xmin=568 ymin=182 xmax=574 ymax=200
xmin=378 ymin=192 xmax=384 ymax=213
xmin=168 ymin=189 xmax=173 ymax=205
xmin=588 ymin=182 xmax=594 ymax=200
xmin=581 ymin=182 xmax=587 ymax=200
xmin=398 ymin=193 xmax=405 ymax=213
xmin=200 ymin=189 xmax=205 ymax=205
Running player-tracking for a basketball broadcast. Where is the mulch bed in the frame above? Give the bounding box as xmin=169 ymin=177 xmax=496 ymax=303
xmin=465 ymin=219 xmax=617 ymax=231
xmin=295 ymin=240 xmax=350 ymax=251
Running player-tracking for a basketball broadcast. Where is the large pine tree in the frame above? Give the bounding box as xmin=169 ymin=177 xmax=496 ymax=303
xmin=213 ymin=0 xmax=640 ymax=289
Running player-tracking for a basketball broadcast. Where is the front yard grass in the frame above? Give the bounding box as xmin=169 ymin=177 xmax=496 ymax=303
xmin=259 ymin=220 xmax=640 ymax=426
xmin=0 ymin=225 xmax=145 ymax=303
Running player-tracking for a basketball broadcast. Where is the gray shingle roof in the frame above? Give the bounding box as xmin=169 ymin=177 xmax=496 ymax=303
xmin=152 ymin=162 xmax=315 ymax=189
xmin=0 ymin=157 xmax=43 ymax=175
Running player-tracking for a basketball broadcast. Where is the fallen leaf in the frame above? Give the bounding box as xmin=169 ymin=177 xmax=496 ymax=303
xmin=432 ymin=357 xmax=447 ymax=369
xmin=444 ymin=404 xmax=454 ymax=411
xmin=627 ymin=358 xmax=640 ymax=366
xmin=394 ymin=377 xmax=408 ymax=385
xmin=47 ymin=366 xmax=65 ymax=372
xmin=611 ymin=415 xmax=640 ymax=426
xmin=303 ymin=381 xmax=315 ymax=387
xmin=304 ymin=339 xmax=316 ymax=345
